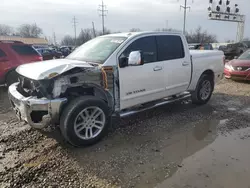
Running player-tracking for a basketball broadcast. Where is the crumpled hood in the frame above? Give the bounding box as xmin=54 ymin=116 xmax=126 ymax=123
xmin=16 ymin=59 xmax=94 ymax=80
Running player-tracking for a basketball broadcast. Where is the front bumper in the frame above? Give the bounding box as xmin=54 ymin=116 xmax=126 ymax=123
xmin=8 ymin=83 xmax=67 ymax=129
xmin=224 ymin=69 xmax=250 ymax=80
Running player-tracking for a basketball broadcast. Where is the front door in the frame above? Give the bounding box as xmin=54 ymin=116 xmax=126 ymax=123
xmin=118 ymin=36 xmax=165 ymax=110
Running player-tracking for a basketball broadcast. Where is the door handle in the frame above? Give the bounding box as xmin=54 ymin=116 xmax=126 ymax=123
xmin=153 ymin=66 xmax=162 ymax=71
xmin=182 ymin=61 xmax=189 ymax=66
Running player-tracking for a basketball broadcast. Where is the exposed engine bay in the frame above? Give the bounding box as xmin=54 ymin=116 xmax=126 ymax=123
xmin=16 ymin=64 xmax=116 ymax=111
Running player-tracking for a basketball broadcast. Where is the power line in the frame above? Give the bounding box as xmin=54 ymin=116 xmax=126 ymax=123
xmin=180 ymin=0 xmax=192 ymax=34
xmin=72 ymin=16 xmax=78 ymax=46
xmin=98 ymin=0 xmax=108 ymax=35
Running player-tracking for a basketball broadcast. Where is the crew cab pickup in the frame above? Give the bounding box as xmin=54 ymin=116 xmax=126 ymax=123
xmin=8 ymin=32 xmax=224 ymax=146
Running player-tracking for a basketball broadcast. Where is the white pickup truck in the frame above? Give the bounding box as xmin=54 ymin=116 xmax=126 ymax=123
xmin=8 ymin=32 xmax=224 ymax=146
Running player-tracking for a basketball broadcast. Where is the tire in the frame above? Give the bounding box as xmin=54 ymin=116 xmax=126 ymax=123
xmin=191 ymin=74 xmax=214 ymax=105
xmin=60 ymin=96 xmax=110 ymax=147
xmin=6 ymin=70 xmax=18 ymax=87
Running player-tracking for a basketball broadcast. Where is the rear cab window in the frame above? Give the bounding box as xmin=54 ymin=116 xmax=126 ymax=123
xmin=156 ymin=35 xmax=185 ymax=61
xmin=11 ymin=45 xmax=39 ymax=56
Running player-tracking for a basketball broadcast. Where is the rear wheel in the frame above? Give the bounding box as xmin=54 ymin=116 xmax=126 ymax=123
xmin=6 ymin=71 xmax=18 ymax=87
xmin=60 ymin=96 xmax=110 ymax=147
xmin=191 ymin=74 xmax=214 ymax=105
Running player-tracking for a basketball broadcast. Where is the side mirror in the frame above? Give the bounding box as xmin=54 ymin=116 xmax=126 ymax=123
xmin=128 ymin=51 xmax=144 ymax=66
xmin=119 ymin=51 xmax=144 ymax=68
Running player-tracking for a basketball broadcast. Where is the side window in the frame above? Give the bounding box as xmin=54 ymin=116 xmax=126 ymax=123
xmin=156 ymin=35 xmax=185 ymax=61
xmin=0 ymin=49 xmax=7 ymax=57
xmin=122 ymin=36 xmax=157 ymax=63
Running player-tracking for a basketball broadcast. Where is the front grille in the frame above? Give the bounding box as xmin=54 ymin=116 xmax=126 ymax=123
xmin=232 ymin=66 xmax=250 ymax=71
xmin=231 ymin=74 xmax=246 ymax=78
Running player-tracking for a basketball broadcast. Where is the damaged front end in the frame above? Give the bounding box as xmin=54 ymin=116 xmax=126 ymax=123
xmin=9 ymin=75 xmax=67 ymax=129
xmin=8 ymin=62 xmax=116 ymax=129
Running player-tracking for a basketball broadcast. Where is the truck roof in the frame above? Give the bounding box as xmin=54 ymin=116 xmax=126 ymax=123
xmin=103 ymin=31 xmax=182 ymax=38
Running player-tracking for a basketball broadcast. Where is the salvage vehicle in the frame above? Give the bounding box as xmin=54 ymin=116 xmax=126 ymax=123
xmin=8 ymin=32 xmax=224 ymax=146
xmin=224 ymin=49 xmax=250 ymax=80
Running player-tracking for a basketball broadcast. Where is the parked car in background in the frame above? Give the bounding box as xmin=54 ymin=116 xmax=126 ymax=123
xmin=59 ymin=46 xmax=71 ymax=57
xmin=242 ymin=41 xmax=250 ymax=49
xmin=37 ymin=48 xmax=63 ymax=60
xmin=0 ymin=41 xmax=42 ymax=86
xmin=8 ymin=32 xmax=224 ymax=146
xmin=223 ymin=42 xmax=248 ymax=60
xmin=218 ymin=45 xmax=227 ymax=51
xmin=224 ymin=49 xmax=250 ymax=80
xmin=189 ymin=43 xmax=213 ymax=50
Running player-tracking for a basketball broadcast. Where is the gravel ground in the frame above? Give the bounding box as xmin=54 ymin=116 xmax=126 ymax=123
xmin=0 ymin=79 xmax=250 ymax=188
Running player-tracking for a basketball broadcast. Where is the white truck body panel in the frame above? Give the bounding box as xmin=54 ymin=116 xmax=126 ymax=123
xmin=188 ymin=50 xmax=224 ymax=91
xmin=107 ymin=32 xmax=224 ymax=110
xmin=14 ymin=31 xmax=224 ymax=111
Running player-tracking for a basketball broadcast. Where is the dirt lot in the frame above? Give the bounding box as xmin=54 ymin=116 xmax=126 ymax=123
xmin=0 ymin=79 xmax=250 ymax=188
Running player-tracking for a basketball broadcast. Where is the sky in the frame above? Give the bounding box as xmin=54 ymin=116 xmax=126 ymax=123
xmin=1 ymin=0 xmax=249 ymax=43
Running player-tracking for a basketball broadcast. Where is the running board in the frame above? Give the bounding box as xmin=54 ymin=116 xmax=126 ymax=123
xmin=119 ymin=93 xmax=191 ymax=118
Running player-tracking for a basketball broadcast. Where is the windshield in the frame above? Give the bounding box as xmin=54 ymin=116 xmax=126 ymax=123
xmin=67 ymin=36 xmax=127 ymax=63
xmin=238 ymin=50 xmax=250 ymax=60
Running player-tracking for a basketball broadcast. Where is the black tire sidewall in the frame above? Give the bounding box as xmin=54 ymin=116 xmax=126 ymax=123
xmin=60 ymin=96 xmax=110 ymax=147
xmin=192 ymin=75 xmax=214 ymax=104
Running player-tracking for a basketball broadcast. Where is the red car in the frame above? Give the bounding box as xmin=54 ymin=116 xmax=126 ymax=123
xmin=224 ymin=50 xmax=250 ymax=81
xmin=0 ymin=41 xmax=43 ymax=86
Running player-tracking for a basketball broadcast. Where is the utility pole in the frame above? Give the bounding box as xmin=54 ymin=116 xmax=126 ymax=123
xmin=98 ymin=0 xmax=108 ymax=35
xmin=180 ymin=0 xmax=191 ymax=34
xmin=72 ymin=16 xmax=78 ymax=46
xmin=92 ymin=22 xmax=96 ymax=37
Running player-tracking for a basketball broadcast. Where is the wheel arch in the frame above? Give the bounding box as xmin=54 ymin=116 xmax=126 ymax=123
xmin=201 ymin=69 xmax=215 ymax=81
xmin=188 ymin=69 xmax=215 ymax=92
xmin=60 ymin=84 xmax=114 ymax=116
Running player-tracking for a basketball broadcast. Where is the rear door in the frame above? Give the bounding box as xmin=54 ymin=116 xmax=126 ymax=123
xmin=11 ymin=44 xmax=42 ymax=64
xmin=118 ymin=36 xmax=165 ymax=110
xmin=156 ymin=35 xmax=191 ymax=96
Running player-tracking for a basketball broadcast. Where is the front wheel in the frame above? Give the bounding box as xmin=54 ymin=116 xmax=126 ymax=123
xmin=60 ymin=96 xmax=110 ymax=147
xmin=191 ymin=74 xmax=214 ymax=105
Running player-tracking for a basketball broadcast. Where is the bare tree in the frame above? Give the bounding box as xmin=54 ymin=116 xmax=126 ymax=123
xmin=129 ymin=28 xmax=141 ymax=32
xmin=155 ymin=28 xmax=180 ymax=32
xmin=0 ymin=24 xmax=14 ymax=36
xmin=61 ymin=35 xmax=75 ymax=46
xmin=61 ymin=27 xmax=113 ymax=46
xmin=77 ymin=29 xmax=93 ymax=45
xmin=186 ymin=26 xmax=217 ymax=43
xmin=97 ymin=27 xmax=111 ymax=36
xmin=17 ymin=24 xmax=43 ymax=38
